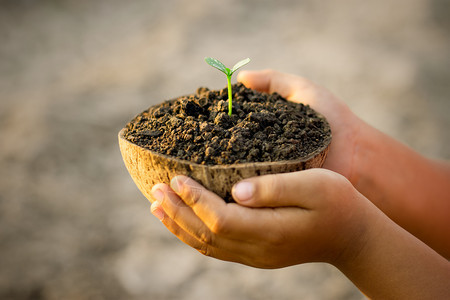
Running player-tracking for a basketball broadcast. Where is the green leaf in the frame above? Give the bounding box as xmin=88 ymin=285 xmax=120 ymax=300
xmin=205 ymin=57 xmax=227 ymax=74
xmin=231 ymin=58 xmax=251 ymax=74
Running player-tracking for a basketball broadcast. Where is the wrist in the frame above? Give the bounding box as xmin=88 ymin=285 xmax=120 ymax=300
xmin=322 ymin=105 xmax=365 ymax=181
xmin=327 ymin=192 xmax=374 ymax=269
xmin=347 ymin=118 xmax=371 ymax=188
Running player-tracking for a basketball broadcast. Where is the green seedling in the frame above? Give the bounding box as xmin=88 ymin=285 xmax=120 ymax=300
xmin=205 ymin=57 xmax=251 ymax=116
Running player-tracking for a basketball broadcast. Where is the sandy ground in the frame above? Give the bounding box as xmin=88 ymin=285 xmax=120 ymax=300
xmin=0 ymin=0 xmax=449 ymax=299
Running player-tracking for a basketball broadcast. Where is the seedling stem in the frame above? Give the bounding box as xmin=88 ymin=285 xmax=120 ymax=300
xmin=227 ymin=74 xmax=232 ymax=116
xmin=205 ymin=57 xmax=251 ymax=116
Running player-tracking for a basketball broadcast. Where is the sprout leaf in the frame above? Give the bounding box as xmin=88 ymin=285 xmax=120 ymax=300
xmin=205 ymin=57 xmax=251 ymax=116
xmin=231 ymin=58 xmax=251 ymax=74
xmin=205 ymin=57 xmax=228 ymax=74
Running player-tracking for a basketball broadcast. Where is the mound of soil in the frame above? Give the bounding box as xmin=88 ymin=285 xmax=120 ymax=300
xmin=123 ymin=83 xmax=331 ymax=165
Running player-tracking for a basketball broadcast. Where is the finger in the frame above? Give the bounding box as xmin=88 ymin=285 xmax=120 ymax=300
xmin=152 ymin=182 xmax=261 ymax=247
xmin=237 ymin=69 xmax=318 ymax=102
xmin=151 ymin=187 xmax=264 ymax=265
xmin=151 ymin=202 xmax=249 ymax=262
xmin=151 ymin=183 xmax=223 ymax=246
xmin=151 ymin=201 xmax=216 ymax=255
xmin=151 ymin=201 xmax=201 ymax=247
xmin=169 ymin=176 xmax=287 ymax=242
xmin=231 ymin=169 xmax=344 ymax=209
xmin=169 ymin=176 xmax=229 ymax=234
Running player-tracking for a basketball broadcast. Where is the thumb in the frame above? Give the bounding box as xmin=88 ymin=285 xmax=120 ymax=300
xmin=237 ymin=69 xmax=315 ymax=101
xmin=231 ymin=169 xmax=330 ymax=208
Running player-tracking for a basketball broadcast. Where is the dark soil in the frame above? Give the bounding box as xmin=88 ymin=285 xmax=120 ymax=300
xmin=124 ymin=83 xmax=331 ymax=165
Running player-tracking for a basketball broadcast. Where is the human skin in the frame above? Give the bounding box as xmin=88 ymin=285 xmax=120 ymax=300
xmin=238 ymin=70 xmax=450 ymax=259
xmin=150 ymin=172 xmax=450 ymax=299
xmin=149 ymin=70 xmax=450 ymax=298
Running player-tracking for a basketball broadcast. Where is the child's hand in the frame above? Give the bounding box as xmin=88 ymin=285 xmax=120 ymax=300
xmin=150 ymin=169 xmax=369 ymax=268
xmin=150 ymin=172 xmax=450 ymax=298
xmin=238 ymin=70 xmax=450 ymax=258
xmin=237 ymin=70 xmax=362 ymax=181
xmin=147 ymin=70 xmax=450 ymax=298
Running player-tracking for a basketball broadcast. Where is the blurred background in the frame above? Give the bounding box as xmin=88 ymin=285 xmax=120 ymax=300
xmin=1 ymin=0 xmax=449 ymax=299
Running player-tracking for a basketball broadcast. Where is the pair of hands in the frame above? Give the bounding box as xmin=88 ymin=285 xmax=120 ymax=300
xmin=148 ymin=70 xmax=450 ymax=298
xmin=150 ymin=70 xmax=369 ymax=268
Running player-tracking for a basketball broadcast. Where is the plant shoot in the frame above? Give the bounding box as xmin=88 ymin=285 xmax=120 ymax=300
xmin=205 ymin=57 xmax=251 ymax=116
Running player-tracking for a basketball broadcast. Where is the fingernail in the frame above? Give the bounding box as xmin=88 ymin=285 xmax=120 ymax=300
xmin=151 ymin=201 xmax=165 ymax=221
xmin=232 ymin=181 xmax=255 ymax=202
xmin=170 ymin=176 xmax=184 ymax=194
xmin=151 ymin=187 xmax=165 ymax=203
